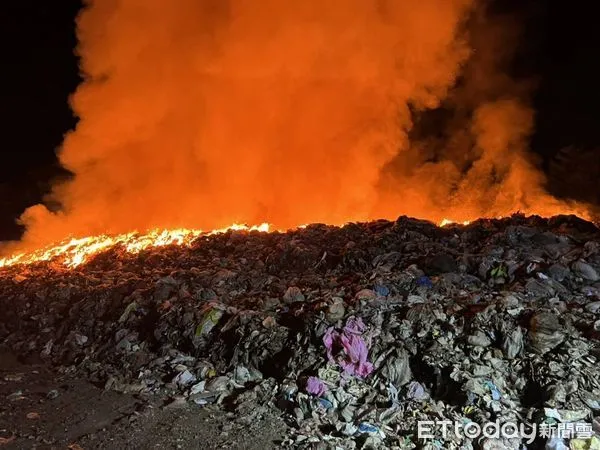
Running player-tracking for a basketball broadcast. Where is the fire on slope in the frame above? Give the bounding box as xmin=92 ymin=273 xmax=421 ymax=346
xmin=5 ymin=1 xmax=598 ymax=264
xmin=0 ymin=223 xmax=270 ymax=269
xmin=0 ymin=219 xmax=477 ymax=269
xmin=3 ymin=213 xmax=599 ymax=269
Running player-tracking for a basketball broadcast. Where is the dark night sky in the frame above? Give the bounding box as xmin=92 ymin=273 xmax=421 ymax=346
xmin=0 ymin=1 xmax=599 ymax=240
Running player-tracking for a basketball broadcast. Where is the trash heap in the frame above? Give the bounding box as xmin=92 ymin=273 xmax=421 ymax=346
xmin=2 ymin=214 xmax=600 ymax=449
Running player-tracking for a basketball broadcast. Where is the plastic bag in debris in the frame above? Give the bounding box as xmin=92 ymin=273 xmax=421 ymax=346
xmin=323 ymin=317 xmax=373 ymax=378
xmin=381 ymin=348 xmax=412 ymax=387
xmin=529 ymin=312 xmax=566 ymax=354
xmin=305 ymin=377 xmax=327 ymax=396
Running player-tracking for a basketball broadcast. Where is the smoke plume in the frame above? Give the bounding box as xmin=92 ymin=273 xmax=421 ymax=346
xmin=14 ymin=0 xmax=590 ymax=249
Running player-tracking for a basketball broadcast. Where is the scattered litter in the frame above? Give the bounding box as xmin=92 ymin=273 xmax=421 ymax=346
xmin=323 ymin=317 xmax=373 ymax=378
xmin=1 ymin=215 xmax=600 ymax=448
xmin=305 ymin=377 xmax=328 ymax=396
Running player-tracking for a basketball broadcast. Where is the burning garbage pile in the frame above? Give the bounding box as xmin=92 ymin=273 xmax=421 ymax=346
xmin=2 ymin=214 xmax=600 ymax=449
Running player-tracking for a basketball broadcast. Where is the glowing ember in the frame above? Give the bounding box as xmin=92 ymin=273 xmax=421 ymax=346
xmin=439 ymin=219 xmax=472 ymax=227
xmin=0 ymin=219 xmax=494 ymax=269
xmin=0 ymin=223 xmax=270 ymax=269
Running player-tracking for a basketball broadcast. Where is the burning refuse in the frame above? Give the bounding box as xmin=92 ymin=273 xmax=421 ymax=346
xmin=0 ymin=0 xmax=597 ymax=264
xmin=2 ymin=0 xmax=592 ymax=253
xmin=0 ymin=219 xmax=467 ymax=269
xmin=0 ymin=223 xmax=270 ymax=269
xmin=0 ymin=216 xmax=567 ymax=269
xmin=4 ymin=214 xmax=600 ymax=269
xmin=439 ymin=218 xmax=472 ymax=227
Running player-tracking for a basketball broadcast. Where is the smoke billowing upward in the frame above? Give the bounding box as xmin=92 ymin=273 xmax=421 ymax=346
xmin=14 ymin=0 xmax=591 ymax=249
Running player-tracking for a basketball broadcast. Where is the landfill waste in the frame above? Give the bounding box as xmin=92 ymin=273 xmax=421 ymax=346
xmin=1 ymin=214 xmax=600 ymax=448
xmin=323 ymin=316 xmax=374 ymax=377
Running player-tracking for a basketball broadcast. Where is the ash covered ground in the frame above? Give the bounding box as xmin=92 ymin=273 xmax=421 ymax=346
xmin=1 ymin=215 xmax=600 ymax=449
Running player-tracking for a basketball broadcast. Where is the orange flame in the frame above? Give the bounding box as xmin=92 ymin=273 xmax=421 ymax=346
xmin=0 ymin=223 xmax=270 ymax=269
xmin=2 ymin=2 xmax=597 ymax=267
xmin=0 ymin=219 xmax=479 ymax=269
xmin=439 ymin=218 xmax=471 ymax=227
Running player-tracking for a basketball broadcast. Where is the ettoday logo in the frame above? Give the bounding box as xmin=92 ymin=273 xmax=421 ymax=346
xmin=417 ymin=420 xmax=593 ymax=444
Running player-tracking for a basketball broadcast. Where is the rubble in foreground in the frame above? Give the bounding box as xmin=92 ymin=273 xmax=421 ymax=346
xmin=2 ymin=214 xmax=600 ymax=449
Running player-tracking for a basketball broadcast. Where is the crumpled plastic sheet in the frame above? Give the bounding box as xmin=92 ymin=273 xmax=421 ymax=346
xmin=323 ymin=317 xmax=373 ymax=378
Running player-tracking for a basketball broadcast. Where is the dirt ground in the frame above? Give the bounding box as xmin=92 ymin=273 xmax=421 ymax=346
xmin=0 ymin=351 xmax=289 ymax=449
